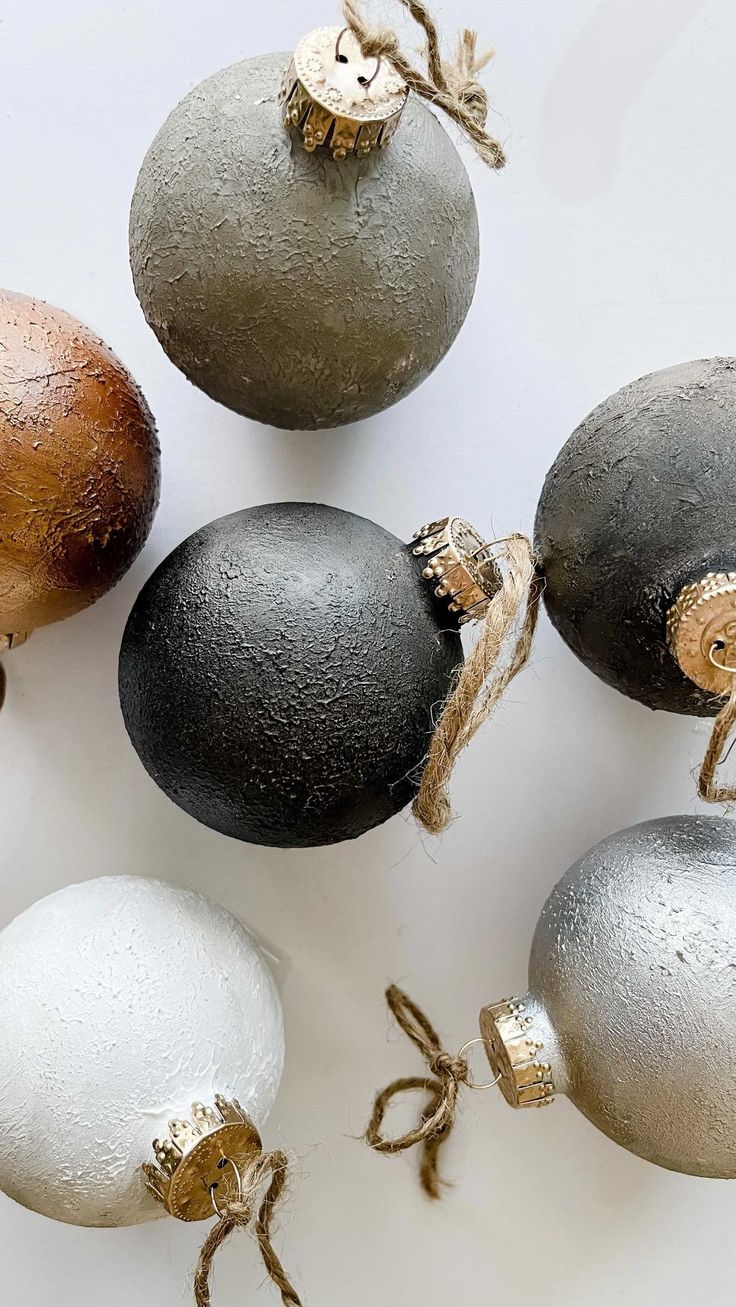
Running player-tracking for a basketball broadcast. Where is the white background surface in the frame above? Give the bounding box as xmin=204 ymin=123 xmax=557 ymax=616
xmin=1 ymin=0 xmax=735 ymax=1303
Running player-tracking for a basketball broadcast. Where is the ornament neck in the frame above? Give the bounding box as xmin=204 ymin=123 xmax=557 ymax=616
xmin=411 ymin=517 xmax=501 ymax=626
xmin=0 ymin=632 xmax=30 ymax=652
xmin=667 ymin=572 xmax=736 ymax=696
xmin=479 ymin=995 xmax=561 ymax=1107
xmin=667 ymin=574 xmax=736 ymax=804
xmin=143 ymin=1095 xmax=263 ymax=1222
xmin=280 ymin=26 xmax=408 ymax=161
xmin=0 ymin=631 xmax=31 ymax=713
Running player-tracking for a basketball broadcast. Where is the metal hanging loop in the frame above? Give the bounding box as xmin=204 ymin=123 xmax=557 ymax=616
xmin=456 ymin=1038 xmax=502 ymax=1091
xmin=335 ymin=26 xmax=383 ymax=86
xmin=709 ymin=640 xmax=736 ymax=678
xmin=209 ymin=1155 xmax=243 ymax=1220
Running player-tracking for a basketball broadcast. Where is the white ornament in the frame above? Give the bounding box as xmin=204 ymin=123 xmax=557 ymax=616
xmin=0 ymin=877 xmax=284 ymax=1227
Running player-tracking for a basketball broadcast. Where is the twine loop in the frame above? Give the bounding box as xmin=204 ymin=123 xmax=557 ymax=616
xmin=365 ymin=985 xmax=470 ymax=1200
xmin=342 ymin=0 xmax=506 ymax=168
xmin=414 ymin=534 xmax=541 ymax=836
xmin=698 ymin=680 xmax=736 ymax=804
xmin=194 ymin=1150 xmax=302 ymax=1307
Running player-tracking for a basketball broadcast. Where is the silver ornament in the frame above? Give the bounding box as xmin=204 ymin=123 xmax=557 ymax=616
xmin=482 ymin=814 xmax=736 ymax=1178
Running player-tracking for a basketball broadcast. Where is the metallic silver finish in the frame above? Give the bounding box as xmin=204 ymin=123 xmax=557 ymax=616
xmin=485 ymin=815 xmax=736 ymax=1178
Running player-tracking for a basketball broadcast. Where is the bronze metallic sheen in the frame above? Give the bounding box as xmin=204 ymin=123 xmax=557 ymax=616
xmin=0 ymin=290 xmax=160 ymax=637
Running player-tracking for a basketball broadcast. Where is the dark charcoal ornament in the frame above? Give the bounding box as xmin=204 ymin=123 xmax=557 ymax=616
xmin=129 ymin=20 xmax=498 ymax=431
xmin=535 ymin=357 xmax=736 ymax=716
xmin=119 ymin=503 xmax=508 ymax=848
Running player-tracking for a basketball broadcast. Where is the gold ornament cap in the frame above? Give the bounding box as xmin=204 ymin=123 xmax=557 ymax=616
xmin=411 ymin=517 xmax=502 ymax=624
xmin=479 ymin=999 xmax=555 ymax=1108
xmin=0 ymin=632 xmax=30 ymax=712
xmin=280 ymin=26 xmax=408 ymax=160
xmin=0 ymin=632 xmax=30 ymax=652
xmin=667 ymin=572 xmax=736 ymax=695
xmin=143 ymin=1096 xmax=262 ymax=1222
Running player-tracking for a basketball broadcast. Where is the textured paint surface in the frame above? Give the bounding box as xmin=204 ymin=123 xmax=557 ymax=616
xmin=0 ymin=877 xmax=284 ymax=1227
xmin=0 ymin=290 xmax=160 ymax=635
xmin=119 ymin=502 xmax=463 ymax=847
xmin=535 ymin=358 xmax=736 ymax=715
xmin=129 ymin=53 xmax=480 ymax=431
xmin=526 ymin=815 xmax=736 ymax=1177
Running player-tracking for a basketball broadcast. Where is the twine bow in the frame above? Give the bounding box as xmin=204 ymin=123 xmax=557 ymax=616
xmin=414 ymin=534 xmax=541 ymax=836
xmin=194 ymin=1151 xmax=302 ymax=1307
xmin=342 ymin=0 xmax=507 ymax=169
xmin=698 ymin=682 xmax=736 ymax=804
xmin=365 ymin=985 xmax=470 ymax=1199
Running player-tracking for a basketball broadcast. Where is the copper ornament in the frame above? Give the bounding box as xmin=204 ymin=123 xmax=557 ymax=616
xmin=0 ymin=289 xmax=160 ymax=639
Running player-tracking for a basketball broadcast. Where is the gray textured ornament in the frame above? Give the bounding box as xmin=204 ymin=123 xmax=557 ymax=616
xmin=118 ymin=502 xmax=463 ymax=848
xmin=129 ymin=49 xmax=480 ymax=431
xmin=535 ymin=358 xmax=736 ymax=715
xmin=482 ymin=814 xmax=736 ymax=1178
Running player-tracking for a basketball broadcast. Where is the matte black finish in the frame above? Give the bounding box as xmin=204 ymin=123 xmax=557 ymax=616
xmin=535 ymin=358 xmax=736 ymax=715
xmin=119 ymin=503 xmax=463 ymax=848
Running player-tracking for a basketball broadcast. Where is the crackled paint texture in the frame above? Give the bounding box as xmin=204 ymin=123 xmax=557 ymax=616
xmin=129 ymin=53 xmax=480 ymax=431
xmin=118 ymin=502 xmax=463 ymax=848
xmin=523 ymin=815 xmax=736 ymax=1177
xmin=535 ymin=358 xmax=736 ymax=715
xmin=0 ymin=877 xmax=284 ymax=1227
xmin=0 ymin=290 xmax=160 ymax=636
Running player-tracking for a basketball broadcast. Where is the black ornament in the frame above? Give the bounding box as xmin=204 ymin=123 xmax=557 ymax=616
xmin=535 ymin=358 xmax=736 ymax=715
xmin=119 ymin=502 xmax=463 ymax=848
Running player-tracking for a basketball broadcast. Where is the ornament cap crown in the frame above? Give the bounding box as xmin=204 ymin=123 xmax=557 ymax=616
xmin=411 ymin=517 xmax=502 ymax=625
xmin=280 ymin=26 xmax=408 ymax=160
xmin=479 ymin=998 xmax=556 ymax=1109
xmin=667 ymin=572 xmax=736 ymax=696
xmin=0 ymin=632 xmax=30 ymax=652
xmin=143 ymin=1096 xmax=262 ymax=1223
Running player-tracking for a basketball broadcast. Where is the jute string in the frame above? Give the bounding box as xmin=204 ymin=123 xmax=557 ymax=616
xmin=698 ymin=681 xmax=736 ymax=803
xmin=342 ymin=0 xmax=507 ymax=169
xmin=365 ymin=985 xmax=470 ymax=1200
xmin=414 ymin=534 xmax=540 ymax=835
xmin=194 ymin=1150 xmax=302 ymax=1307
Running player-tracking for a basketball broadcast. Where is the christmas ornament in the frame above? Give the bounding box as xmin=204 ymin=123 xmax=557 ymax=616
xmin=0 ymin=289 xmax=160 ymax=705
xmin=0 ymin=876 xmax=302 ymax=1305
xmin=535 ymin=357 xmax=736 ymax=802
xmin=366 ymin=814 xmax=736 ymax=1195
xmin=119 ymin=502 xmax=538 ymax=847
xmin=129 ymin=1 xmax=506 ymax=431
